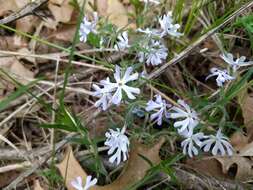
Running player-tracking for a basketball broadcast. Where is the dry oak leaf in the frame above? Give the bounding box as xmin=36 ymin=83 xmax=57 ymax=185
xmin=240 ymin=93 xmax=253 ymax=141
xmin=238 ymin=141 xmax=253 ymax=156
xmin=33 ymin=180 xmax=45 ymax=190
xmin=0 ymin=0 xmax=29 ymax=17
xmin=230 ymin=131 xmax=249 ymax=152
xmin=0 ymin=57 xmax=34 ymax=85
xmin=216 ymin=156 xmax=253 ymax=181
xmin=0 ymin=0 xmax=38 ymax=34
xmin=48 ymin=0 xmax=74 ymax=24
xmin=187 ymin=156 xmax=253 ymax=181
xmin=57 ymin=138 xmax=165 ymax=190
xmin=97 ymin=0 xmax=128 ymax=28
xmin=81 ymin=0 xmax=129 ymax=28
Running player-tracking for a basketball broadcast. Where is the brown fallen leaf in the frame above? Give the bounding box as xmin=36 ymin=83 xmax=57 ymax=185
xmin=238 ymin=141 xmax=253 ymax=156
xmin=0 ymin=57 xmax=34 ymax=85
xmin=187 ymin=156 xmax=253 ymax=181
xmin=33 ymin=180 xmax=45 ymax=190
xmin=48 ymin=0 xmax=74 ymax=24
xmin=216 ymin=156 xmax=253 ymax=181
xmin=187 ymin=157 xmax=228 ymax=180
xmin=57 ymin=138 xmax=165 ymax=190
xmin=97 ymin=0 xmax=128 ymax=28
xmin=230 ymin=131 xmax=249 ymax=152
xmin=79 ymin=0 xmax=130 ymax=28
xmin=56 ymin=147 xmax=89 ymax=190
xmin=54 ymin=25 xmax=77 ymax=42
xmin=240 ymin=93 xmax=253 ymax=141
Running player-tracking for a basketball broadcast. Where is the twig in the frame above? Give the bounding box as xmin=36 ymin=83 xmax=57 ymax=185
xmin=0 ymin=50 xmax=111 ymax=72
xmin=0 ymin=161 xmax=31 ymax=174
xmin=147 ymin=1 xmax=253 ymax=80
xmin=3 ymin=132 xmax=75 ymax=190
xmin=174 ymin=167 xmax=248 ymax=190
xmin=0 ymin=0 xmax=48 ymax=24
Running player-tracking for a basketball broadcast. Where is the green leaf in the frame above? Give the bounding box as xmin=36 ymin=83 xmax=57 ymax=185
xmin=39 ymin=124 xmax=77 ymax=132
xmin=87 ymin=33 xmax=101 ymax=47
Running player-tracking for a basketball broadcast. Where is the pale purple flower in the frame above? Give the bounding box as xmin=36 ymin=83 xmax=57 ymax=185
xmin=171 ymin=100 xmax=199 ymax=137
xmin=145 ymin=94 xmax=171 ymax=125
xmin=201 ymin=128 xmax=233 ymax=156
xmin=159 ymin=12 xmax=183 ymax=37
xmin=79 ymin=12 xmax=98 ymax=42
xmin=137 ymin=28 xmax=160 ymax=37
xmin=220 ymin=53 xmax=253 ymax=72
xmin=71 ymin=176 xmax=97 ymax=190
xmin=114 ymin=31 xmax=130 ymax=51
xmin=138 ymin=40 xmax=168 ymax=66
xmin=206 ymin=67 xmax=235 ymax=87
xmin=105 ymin=127 xmax=130 ymax=165
xmin=181 ymin=132 xmax=205 ymax=158
xmin=101 ymin=65 xmax=140 ymax=105
xmin=92 ymin=83 xmax=112 ymax=111
xmin=141 ymin=0 xmax=160 ymax=4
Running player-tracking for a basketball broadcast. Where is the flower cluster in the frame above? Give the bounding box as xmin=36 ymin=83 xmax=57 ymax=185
xmin=104 ymin=126 xmax=130 ymax=165
xmin=159 ymin=12 xmax=183 ymax=38
xmin=145 ymin=97 xmax=233 ymax=158
xmin=171 ymin=100 xmax=199 ymax=137
xmin=136 ymin=11 xmax=182 ymax=66
xmin=206 ymin=52 xmax=253 ymax=87
xmin=138 ymin=40 xmax=168 ymax=66
xmin=79 ymin=9 xmax=239 ymax=168
xmin=206 ymin=68 xmax=235 ymax=87
xmin=145 ymin=94 xmax=171 ymax=125
xmin=79 ymin=12 xmax=98 ymax=43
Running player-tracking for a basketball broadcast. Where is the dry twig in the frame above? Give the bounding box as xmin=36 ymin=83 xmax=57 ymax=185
xmin=0 ymin=0 xmax=48 ymax=24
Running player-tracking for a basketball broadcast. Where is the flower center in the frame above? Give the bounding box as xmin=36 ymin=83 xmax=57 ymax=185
xmin=118 ymin=80 xmax=124 ymax=86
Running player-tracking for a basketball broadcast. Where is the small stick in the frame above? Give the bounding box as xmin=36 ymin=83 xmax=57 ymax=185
xmin=0 ymin=50 xmax=111 ymax=72
xmin=0 ymin=161 xmax=31 ymax=173
xmin=0 ymin=0 xmax=48 ymax=24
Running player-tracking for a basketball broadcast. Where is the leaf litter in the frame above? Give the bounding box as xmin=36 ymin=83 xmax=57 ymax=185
xmin=0 ymin=0 xmax=253 ymax=189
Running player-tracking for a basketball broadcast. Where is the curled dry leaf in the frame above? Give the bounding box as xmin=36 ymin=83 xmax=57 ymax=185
xmin=240 ymin=93 xmax=253 ymax=141
xmin=57 ymin=138 xmax=165 ymax=190
xmin=216 ymin=156 xmax=253 ymax=181
xmin=187 ymin=156 xmax=253 ymax=181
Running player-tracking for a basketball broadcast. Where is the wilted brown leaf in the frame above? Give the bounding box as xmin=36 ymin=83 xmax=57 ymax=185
xmin=187 ymin=156 xmax=253 ymax=181
xmin=240 ymin=93 xmax=253 ymax=140
xmin=238 ymin=141 xmax=253 ymax=156
xmin=48 ymin=0 xmax=74 ymax=24
xmin=98 ymin=138 xmax=164 ymax=190
xmin=0 ymin=57 xmax=34 ymax=85
xmin=230 ymin=131 xmax=249 ymax=152
xmin=56 ymin=147 xmax=90 ymax=190
xmin=97 ymin=0 xmax=128 ymax=28
xmin=187 ymin=157 xmax=228 ymax=179
xmin=216 ymin=157 xmax=253 ymax=181
xmin=0 ymin=0 xmax=19 ymax=17
xmin=57 ymin=138 xmax=164 ymax=190
xmin=33 ymin=180 xmax=45 ymax=190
